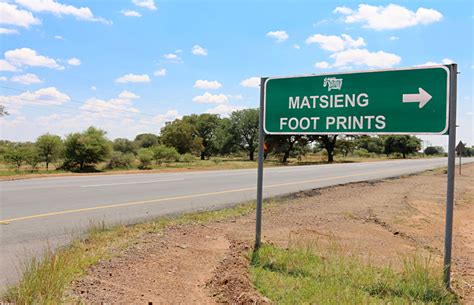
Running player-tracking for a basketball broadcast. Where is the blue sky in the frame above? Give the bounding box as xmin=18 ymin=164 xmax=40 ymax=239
xmin=0 ymin=0 xmax=472 ymax=148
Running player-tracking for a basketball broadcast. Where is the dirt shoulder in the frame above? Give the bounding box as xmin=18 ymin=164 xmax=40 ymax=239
xmin=70 ymin=164 xmax=474 ymax=304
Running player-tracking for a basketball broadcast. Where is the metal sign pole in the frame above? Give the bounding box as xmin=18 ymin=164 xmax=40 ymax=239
xmin=255 ymin=77 xmax=267 ymax=250
xmin=443 ymin=64 xmax=457 ymax=287
xmin=459 ymin=154 xmax=461 ymax=175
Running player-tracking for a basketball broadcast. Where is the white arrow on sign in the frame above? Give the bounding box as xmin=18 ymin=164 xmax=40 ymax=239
xmin=402 ymin=87 xmax=432 ymax=108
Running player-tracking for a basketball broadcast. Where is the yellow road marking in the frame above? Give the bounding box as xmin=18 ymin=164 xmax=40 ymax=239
xmin=0 ymin=167 xmax=411 ymax=224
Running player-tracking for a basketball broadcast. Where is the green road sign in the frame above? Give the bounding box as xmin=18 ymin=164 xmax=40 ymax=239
xmin=263 ymin=66 xmax=450 ymax=135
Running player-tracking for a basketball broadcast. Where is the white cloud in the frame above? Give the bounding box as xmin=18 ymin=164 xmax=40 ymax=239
xmin=330 ymin=49 xmax=401 ymax=68
xmin=163 ymin=53 xmax=183 ymax=63
xmin=293 ymin=44 xmax=300 ymax=50
xmin=81 ymin=95 xmax=139 ymax=119
xmin=305 ymin=33 xmax=365 ymax=52
xmin=0 ymin=2 xmax=41 ymax=28
xmin=333 ymin=6 xmax=352 ymax=15
xmin=417 ymin=58 xmax=455 ymax=66
xmin=115 ymin=73 xmax=150 ymax=83
xmin=154 ymin=68 xmax=166 ymax=76
xmin=139 ymin=109 xmax=180 ymax=128
xmin=206 ymin=104 xmax=245 ymax=116
xmin=132 ymin=0 xmax=157 ymax=10
xmin=0 ymin=76 xmax=7 ymax=81
xmin=164 ymin=53 xmax=178 ymax=59
xmin=54 ymin=35 xmax=64 ymax=40
xmin=191 ymin=45 xmax=208 ymax=56
xmin=117 ymin=90 xmax=140 ymax=100
xmin=192 ymin=92 xmax=228 ymax=104
xmin=334 ymin=4 xmax=443 ymax=30
xmin=4 ymin=48 xmax=64 ymax=70
xmin=121 ymin=10 xmax=141 ymax=17
xmin=67 ymin=57 xmax=81 ymax=66
xmin=389 ymin=36 xmax=399 ymax=41
xmin=0 ymin=59 xmax=19 ymax=72
xmin=0 ymin=86 xmax=70 ymax=114
xmin=194 ymin=80 xmax=222 ymax=90
xmin=266 ymin=30 xmax=289 ymax=43
xmin=240 ymin=76 xmax=260 ymax=88
xmin=0 ymin=27 xmax=19 ymax=35
xmin=315 ymin=61 xmax=330 ymax=69
xmin=91 ymin=86 xmax=97 ymax=91
xmin=11 ymin=73 xmax=42 ymax=84
xmin=14 ymin=0 xmax=111 ymax=24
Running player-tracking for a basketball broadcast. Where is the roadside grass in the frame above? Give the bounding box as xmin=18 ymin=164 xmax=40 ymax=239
xmin=250 ymin=236 xmax=457 ymax=304
xmin=0 ymin=153 xmax=433 ymax=179
xmin=1 ymin=202 xmax=258 ymax=304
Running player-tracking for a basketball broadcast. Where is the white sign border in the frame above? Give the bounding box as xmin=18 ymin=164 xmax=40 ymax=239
xmin=263 ymin=65 xmax=450 ymax=135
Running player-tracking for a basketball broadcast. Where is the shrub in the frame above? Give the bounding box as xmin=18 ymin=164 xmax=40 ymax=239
xmin=152 ymin=145 xmax=180 ymax=165
xmin=106 ymin=152 xmax=135 ymax=169
xmin=4 ymin=146 xmax=29 ymax=171
xmin=179 ymin=153 xmax=196 ymax=162
xmin=25 ymin=147 xmax=42 ymax=171
xmin=353 ymin=148 xmax=370 ymax=158
xmin=137 ymin=148 xmax=154 ymax=169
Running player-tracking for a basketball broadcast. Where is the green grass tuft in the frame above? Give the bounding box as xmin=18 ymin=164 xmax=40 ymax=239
xmin=250 ymin=241 xmax=457 ymax=304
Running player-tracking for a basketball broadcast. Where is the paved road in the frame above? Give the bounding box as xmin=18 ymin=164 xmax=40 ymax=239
xmin=0 ymin=158 xmax=471 ymax=288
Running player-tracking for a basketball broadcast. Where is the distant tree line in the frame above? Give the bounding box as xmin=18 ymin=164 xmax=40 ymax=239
xmin=1 ymin=108 xmax=461 ymax=172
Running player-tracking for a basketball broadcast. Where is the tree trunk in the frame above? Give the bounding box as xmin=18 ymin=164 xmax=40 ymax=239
xmin=80 ymin=161 xmax=84 ymax=170
xmin=327 ymin=151 xmax=334 ymax=162
xmin=402 ymin=152 xmax=406 ymax=158
xmin=46 ymin=162 xmax=49 ymax=171
xmin=249 ymin=149 xmax=254 ymax=161
xmin=282 ymin=140 xmax=295 ymax=163
xmin=200 ymin=151 xmax=205 ymax=160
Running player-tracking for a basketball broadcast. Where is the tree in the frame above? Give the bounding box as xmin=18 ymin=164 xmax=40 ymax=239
xmin=106 ymin=151 xmax=135 ymax=169
xmin=213 ymin=118 xmax=235 ymax=155
xmin=134 ymin=133 xmax=160 ymax=148
xmin=152 ymin=145 xmax=180 ymax=164
xmin=25 ymin=147 xmax=41 ymax=171
xmin=310 ymin=135 xmax=338 ymax=162
xmin=63 ymin=127 xmax=111 ymax=170
xmin=266 ymin=135 xmax=310 ymax=163
xmin=4 ymin=146 xmax=29 ymax=171
xmin=161 ymin=119 xmax=202 ymax=155
xmin=355 ymin=136 xmax=384 ymax=154
xmin=424 ymin=146 xmax=444 ymax=155
xmin=183 ymin=114 xmax=221 ymax=160
xmin=113 ymin=138 xmax=137 ymax=154
xmin=137 ymin=148 xmax=154 ymax=169
xmin=337 ymin=137 xmax=356 ymax=157
xmin=228 ymin=109 xmax=259 ymax=161
xmin=0 ymin=104 xmax=9 ymax=116
xmin=36 ymin=134 xmax=63 ymax=170
xmin=384 ymin=135 xmax=421 ymax=158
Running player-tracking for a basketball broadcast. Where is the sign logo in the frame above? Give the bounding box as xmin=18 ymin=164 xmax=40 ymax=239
xmin=323 ymin=77 xmax=343 ymax=91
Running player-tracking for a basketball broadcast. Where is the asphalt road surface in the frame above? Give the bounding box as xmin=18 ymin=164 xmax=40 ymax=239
xmin=1 ymin=158 xmax=471 ymax=289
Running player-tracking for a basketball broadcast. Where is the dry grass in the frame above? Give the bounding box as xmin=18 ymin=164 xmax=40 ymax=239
xmin=1 ymin=203 xmax=258 ymax=304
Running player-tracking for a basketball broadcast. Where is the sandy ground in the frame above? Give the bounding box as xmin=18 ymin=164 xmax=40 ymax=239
xmin=71 ymin=164 xmax=474 ymax=304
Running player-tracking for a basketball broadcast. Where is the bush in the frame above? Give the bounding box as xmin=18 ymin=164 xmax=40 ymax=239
xmin=353 ymin=148 xmax=370 ymax=158
xmin=137 ymin=148 xmax=154 ymax=169
xmin=106 ymin=152 xmax=135 ymax=169
xmin=424 ymin=146 xmax=443 ymax=155
xmin=63 ymin=127 xmax=111 ymax=170
xmin=25 ymin=147 xmax=42 ymax=171
xmin=152 ymin=145 xmax=180 ymax=165
xmin=4 ymin=146 xmax=29 ymax=171
xmin=179 ymin=153 xmax=196 ymax=162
